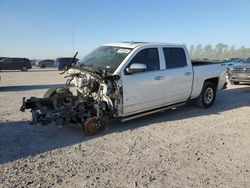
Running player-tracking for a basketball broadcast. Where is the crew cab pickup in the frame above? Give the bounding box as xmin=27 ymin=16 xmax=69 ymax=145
xmin=21 ymin=42 xmax=227 ymax=135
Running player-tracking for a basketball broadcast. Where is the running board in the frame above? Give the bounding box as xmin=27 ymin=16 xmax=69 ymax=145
xmin=121 ymin=102 xmax=186 ymax=122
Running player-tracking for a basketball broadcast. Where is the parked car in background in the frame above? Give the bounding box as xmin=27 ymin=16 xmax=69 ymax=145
xmin=224 ymin=58 xmax=244 ymax=69
xmin=0 ymin=58 xmax=32 ymax=71
xmin=228 ymin=57 xmax=250 ymax=85
xmin=0 ymin=57 xmax=8 ymax=61
xmin=243 ymin=57 xmax=250 ymax=63
xmin=0 ymin=58 xmax=7 ymax=81
xmin=55 ymin=57 xmax=79 ymax=70
xmin=37 ymin=59 xmax=55 ymax=68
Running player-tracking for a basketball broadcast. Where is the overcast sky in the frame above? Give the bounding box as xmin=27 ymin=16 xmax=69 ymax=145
xmin=0 ymin=0 xmax=250 ymax=59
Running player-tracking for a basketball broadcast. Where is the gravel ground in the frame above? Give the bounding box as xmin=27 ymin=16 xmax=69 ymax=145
xmin=0 ymin=69 xmax=250 ymax=188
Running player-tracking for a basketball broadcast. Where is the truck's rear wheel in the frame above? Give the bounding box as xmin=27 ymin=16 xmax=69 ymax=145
xmin=195 ymin=82 xmax=216 ymax=108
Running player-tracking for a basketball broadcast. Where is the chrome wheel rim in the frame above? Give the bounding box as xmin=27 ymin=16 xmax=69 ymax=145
xmin=204 ymin=87 xmax=214 ymax=104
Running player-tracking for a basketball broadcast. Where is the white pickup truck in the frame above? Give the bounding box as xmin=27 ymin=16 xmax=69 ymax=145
xmin=21 ymin=42 xmax=227 ymax=135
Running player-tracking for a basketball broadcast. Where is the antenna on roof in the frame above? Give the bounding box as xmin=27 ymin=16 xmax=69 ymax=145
xmin=72 ymin=30 xmax=75 ymax=56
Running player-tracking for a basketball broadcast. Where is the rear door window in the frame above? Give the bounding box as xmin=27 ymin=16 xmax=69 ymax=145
xmin=163 ymin=48 xmax=187 ymax=68
xmin=4 ymin=58 xmax=12 ymax=63
xmin=129 ymin=48 xmax=160 ymax=71
xmin=12 ymin=58 xmax=22 ymax=63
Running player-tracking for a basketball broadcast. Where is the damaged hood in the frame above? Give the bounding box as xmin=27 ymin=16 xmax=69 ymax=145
xmin=68 ymin=64 xmax=120 ymax=82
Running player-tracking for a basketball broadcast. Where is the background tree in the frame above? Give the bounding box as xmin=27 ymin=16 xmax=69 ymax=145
xmin=190 ymin=45 xmax=195 ymax=58
xmin=193 ymin=44 xmax=203 ymax=59
xmin=215 ymin=43 xmax=228 ymax=60
xmin=189 ymin=43 xmax=250 ymax=60
xmin=203 ymin=45 xmax=213 ymax=59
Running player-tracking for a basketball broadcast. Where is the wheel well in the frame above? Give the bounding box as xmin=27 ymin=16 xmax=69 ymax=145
xmin=204 ymin=77 xmax=219 ymax=89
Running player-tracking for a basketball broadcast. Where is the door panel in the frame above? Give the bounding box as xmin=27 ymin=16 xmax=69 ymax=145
xmin=157 ymin=67 xmax=193 ymax=104
xmin=122 ymin=48 xmax=164 ymax=116
xmin=122 ymin=71 xmax=168 ymax=115
xmin=160 ymin=47 xmax=193 ymax=103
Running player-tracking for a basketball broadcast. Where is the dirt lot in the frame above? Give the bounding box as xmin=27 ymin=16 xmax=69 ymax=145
xmin=0 ymin=69 xmax=250 ymax=188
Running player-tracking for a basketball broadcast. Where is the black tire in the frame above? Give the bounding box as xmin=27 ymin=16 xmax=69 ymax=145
xmin=230 ymin=81 xmax=239 ymax=85
xmin=195 ymin=82 xmax=216 ymax=108
xmin=21 ymin=66 xmax=28 ymax=71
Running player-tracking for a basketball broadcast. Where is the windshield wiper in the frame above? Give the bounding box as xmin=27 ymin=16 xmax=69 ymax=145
xmin=72 ymin=52 xmax=78 ymax=65
xmin=60 ymin=52 xmax=79 ymax=74
xmin=83 ymin=64 xmax=104 ymax=74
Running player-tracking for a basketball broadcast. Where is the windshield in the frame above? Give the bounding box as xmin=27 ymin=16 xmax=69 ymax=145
xmin=79 ymin=46 xmax=132 ymax=73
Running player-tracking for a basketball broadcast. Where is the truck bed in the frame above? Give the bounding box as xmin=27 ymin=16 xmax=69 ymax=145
xmin=191 ymin=62 xmax=227 ymax=99
xmin=192 ymin=60 xmax=223 ymax=66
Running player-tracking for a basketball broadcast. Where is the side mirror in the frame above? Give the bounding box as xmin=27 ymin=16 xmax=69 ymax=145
xmin=125 ymin=63 xmax=147 ymax=74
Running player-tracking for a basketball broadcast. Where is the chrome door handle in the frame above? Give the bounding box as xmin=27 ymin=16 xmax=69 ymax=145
xmin=185 ymin=72 xmax=192 ymax=76
xmin=155 ymin=76 xmax=164 ymax=80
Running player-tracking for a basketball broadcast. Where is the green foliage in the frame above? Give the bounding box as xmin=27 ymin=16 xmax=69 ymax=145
xmin=189 ymin=43 xmax=250 ymax=60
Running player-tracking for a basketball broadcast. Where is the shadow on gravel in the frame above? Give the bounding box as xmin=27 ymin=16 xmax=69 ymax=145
xmin=28 ymin=69 xmax=59 ymax=72
xmin=0 ymin=121 xmax=85 ymax=164
xmin=106 ymin=86 xmax=250 ymax=133
xmin=0 ymin=86 xmax=249 ymax=164
xmin=0 ymin=69 xmax=59 ymax=72
xmin=0 ymin=84 xmax=67 ymax=92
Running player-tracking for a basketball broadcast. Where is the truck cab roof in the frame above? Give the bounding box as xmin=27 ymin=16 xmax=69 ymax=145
xmin=103 ymin=42 xmax=184 ymax=49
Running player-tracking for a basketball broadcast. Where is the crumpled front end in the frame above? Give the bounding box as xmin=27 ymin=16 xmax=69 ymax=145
xmin=20 ymin=65 xmax=122 ymax=135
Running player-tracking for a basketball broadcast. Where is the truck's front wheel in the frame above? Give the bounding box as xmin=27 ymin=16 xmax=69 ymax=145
xmin=195 ymin=82 xmax=216 ymax=108
xmin=83 ymin=117 xmax=102 ymax=136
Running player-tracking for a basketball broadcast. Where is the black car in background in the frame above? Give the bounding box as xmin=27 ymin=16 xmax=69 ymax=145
xmin=37 ymin=59 xmax=55 ymax=68
xmin=55 ymin=57 xmax=79 ymax=70
xmin=228 ymin=57 xmax=250 ymax=85
xmin=0 ymin=57 xmax=7 ymax=61
xmin=0 ymin=58 xmax=32 ymax=71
